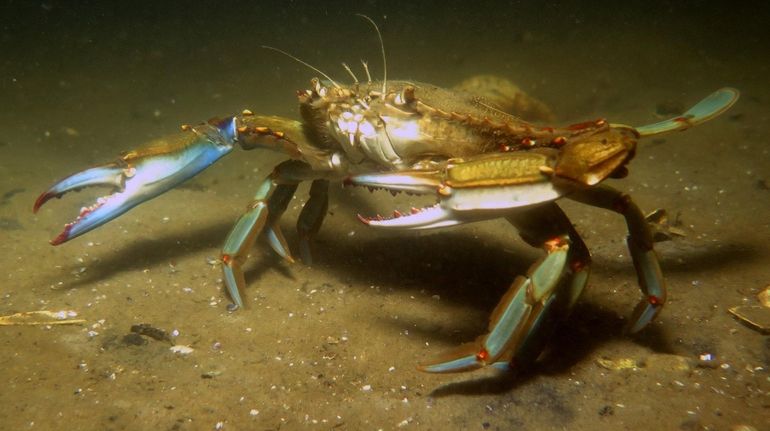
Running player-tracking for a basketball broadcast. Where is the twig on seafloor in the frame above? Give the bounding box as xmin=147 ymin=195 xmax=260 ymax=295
xmin=0 ymin=310 xmax=86 ymax=326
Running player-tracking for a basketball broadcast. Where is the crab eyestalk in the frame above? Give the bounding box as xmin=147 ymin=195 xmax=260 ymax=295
xmin=33 ymin=118 xmax=238 ymax=244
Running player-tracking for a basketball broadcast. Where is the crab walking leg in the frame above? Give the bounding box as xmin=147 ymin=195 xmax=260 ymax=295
xmin=221 ymin=160 xmax=315 ymax=308
xmin=265 ymin=183 xmax=300 ymax=262
xmin=568 ymin=185 xmax=666 ymax=333
xmin=497 ymin=203 xmax=592 ymax=370
xmin=296 ymin=180 xmax=330 ymax=265
xmin=420 ymin=203 xmax=591 ymax=373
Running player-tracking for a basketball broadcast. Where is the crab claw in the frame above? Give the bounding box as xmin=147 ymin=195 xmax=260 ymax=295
xmin=345 ymin=170 xmax=442 ymax=194
xmin=34 ymin=118 xmax=238 ymax=244
xmin=346 ymin=170 xmax=458 ymax=229
xmin=348 ymin=152 xmax=566 ymax=230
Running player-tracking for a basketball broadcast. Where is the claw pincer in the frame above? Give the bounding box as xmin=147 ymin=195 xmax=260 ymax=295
xmin=34 ymin=118 xmax=238 ymax=244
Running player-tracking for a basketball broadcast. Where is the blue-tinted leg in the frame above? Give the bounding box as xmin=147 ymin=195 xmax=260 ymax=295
xmin=568 ymin=185 xmax=666 ymax=333
xmin=296 ymin=180 xmax=329 ymax=265
xmin=221 ymin=160 xmax=314 ymax=308
xmin=419 ymin=202 xmax=590 ymax=373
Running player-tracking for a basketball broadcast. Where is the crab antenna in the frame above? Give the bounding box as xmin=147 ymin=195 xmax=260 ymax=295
xmin=361 ymin=60 xmax=372 ymax=83
xmin=356 ymin=14 xmax=387 ymax=94
xmin=342 ymin=62 xmax=359 ymax=84
xmin=261 ymin=45 xmax=341 ymax=89
xmin=476 ymin=98 xmax=513 ymax=117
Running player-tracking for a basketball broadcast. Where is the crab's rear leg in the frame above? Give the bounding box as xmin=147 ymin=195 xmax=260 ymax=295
xmin=296 ymin=179 xmax=329 ymax=265
xmin=221 ymin=160 xmax=323 ymax=308
xmin=420 ymin=202 xmax=591 ymax=373
xmin=263 ymin=183 xmax=299 ymax=263
xmin=631 ymin=87 xmax=739 ymax=137
xmin=568 ymin=185 xmax=666 ymax=332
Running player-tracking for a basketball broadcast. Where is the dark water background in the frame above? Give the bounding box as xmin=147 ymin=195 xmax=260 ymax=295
xmin=1 ymin=1 xmax=768 ymax=430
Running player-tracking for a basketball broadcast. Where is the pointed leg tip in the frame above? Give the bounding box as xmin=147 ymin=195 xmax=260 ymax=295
xmin=229 ymin=295 xmax=245 ymax=310
xmin=224 ymin=284 xmax=247 ymax=310
xmin=415 ymin=362 xmax=460 ymax=374
xmin=416 ymin=362 xmax=443 ymax=373
xmin=298 ymin=238 xmax=314 ymax=266
xmin=417 ymin=352 xmax=484 ymax=374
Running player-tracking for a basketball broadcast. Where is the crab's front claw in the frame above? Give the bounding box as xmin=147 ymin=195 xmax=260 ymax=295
xmin=347 ymin=169 xmax=461 ymax=229
xmin=34 ymin=118 xmax=238 ymax=244
xmin=348 ymin=152 xmax=565 ymax=229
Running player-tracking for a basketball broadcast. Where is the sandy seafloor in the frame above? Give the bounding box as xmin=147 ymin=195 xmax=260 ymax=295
xmin=1 ymin=2 xmax=768 ymax=430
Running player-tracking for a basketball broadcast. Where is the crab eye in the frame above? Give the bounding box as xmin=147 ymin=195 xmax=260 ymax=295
xmin=394 ymin=86 xmax=415 ymax=105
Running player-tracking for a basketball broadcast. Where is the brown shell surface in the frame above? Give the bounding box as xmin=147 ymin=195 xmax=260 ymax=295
xmin=452 ymin=74 xmax=555 ymax=123
xmin=378 ymin=81 xmax=559 ymax=162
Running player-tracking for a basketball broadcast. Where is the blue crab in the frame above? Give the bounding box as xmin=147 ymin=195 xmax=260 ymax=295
xmin=33 ymin=32 xmax=738 ymax=373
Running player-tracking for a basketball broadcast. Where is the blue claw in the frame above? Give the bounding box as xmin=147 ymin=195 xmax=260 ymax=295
xmin=34 ymin=119 xmax=237 ymax=244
